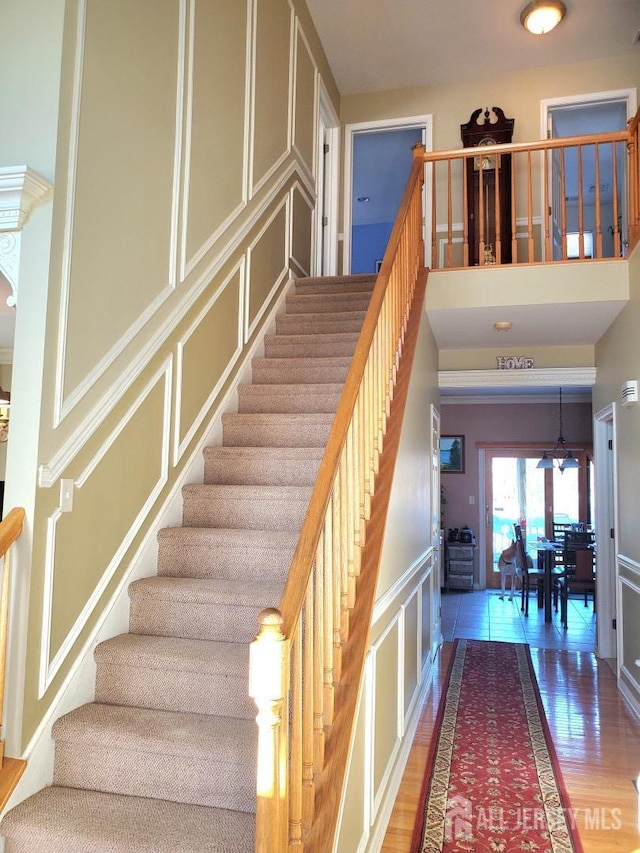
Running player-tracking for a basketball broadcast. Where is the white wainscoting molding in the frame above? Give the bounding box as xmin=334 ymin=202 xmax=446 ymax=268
xmin=173 ymin=259 xmax=245 ymax=466
xmin=38 ymin=358 xmax=173 ymax=697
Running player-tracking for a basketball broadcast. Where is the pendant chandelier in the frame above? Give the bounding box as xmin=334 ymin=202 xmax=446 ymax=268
xmin=537 ymin=387 xmax=579 ymax=473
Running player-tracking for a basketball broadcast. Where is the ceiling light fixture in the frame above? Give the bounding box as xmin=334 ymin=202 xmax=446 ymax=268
xmin=520 ymin=0 xmax=566 ymax=35
xmin=537 ymin=387 xmax=579 ymax=473
xmin=494 ymin=321 xmax=512 ymax=331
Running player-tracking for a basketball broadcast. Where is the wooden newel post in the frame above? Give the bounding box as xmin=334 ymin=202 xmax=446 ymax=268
xmin=250 ymin=607 xmax=290 ymax=853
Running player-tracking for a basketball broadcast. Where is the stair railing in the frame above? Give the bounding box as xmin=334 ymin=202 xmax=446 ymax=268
xmin=250 ymin=144 xmax=426 ymax=852
xmin=422 ymin=113 xmax=640 ymax=268
xmin=0 ymin=507 xmax=26 ymax=810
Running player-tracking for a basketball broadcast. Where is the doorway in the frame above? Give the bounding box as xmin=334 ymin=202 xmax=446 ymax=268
xmin=485 ymin=447 xmax=590 ymax=590
xmin=541 ymin=89 xmax=637 ymax=260
xmin=343 ymin=114 xmax=432 ymax=274
xmin=315 ymin=82 xmax=340 ymax=276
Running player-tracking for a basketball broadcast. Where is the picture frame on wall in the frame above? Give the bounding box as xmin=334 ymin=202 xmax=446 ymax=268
xmin=440 ymin=435 xmax=465 ymax=473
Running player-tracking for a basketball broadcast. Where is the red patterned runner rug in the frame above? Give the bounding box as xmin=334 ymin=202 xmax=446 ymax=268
xmin=411 ymin=640 xmax=584 ymax=853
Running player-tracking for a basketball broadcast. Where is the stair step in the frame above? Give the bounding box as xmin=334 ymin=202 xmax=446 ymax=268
xmin=276 ymin=310 xmax=366 ymax=336
xmin=294 ymin=273 xmax=376 ymax=294
xmin=156 ymin=527 xmax=298 ymax=581
xmin=52 ymin=703 xmax=257 ymax=811
xmin=252 ymin=355 xmax=351 ymax=385
xmin=1 ymin=786 xmax=255 ymax=853
xmin=222 ymin=412 xmax=334 ymax=447
xmin=237 ymin=382 xmax=343 ymax=414
xmin=182 ymin=483 xmax=312 ymax=530
xmin=285 ymin=291 xmax=371 ymax=314
xmin=94 ymin=634 xmax=254 ymax=718
xmin=264 ymin=331 xmax=360 ymax=358
xmin=128 ymin=576 xmax=283 ymax=642
xmin=204 ymin=446 xmax=324 ymax=485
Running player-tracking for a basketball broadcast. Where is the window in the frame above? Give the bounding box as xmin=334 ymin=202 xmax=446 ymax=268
xmin=566 ymin=231 xmax=593 ymax=259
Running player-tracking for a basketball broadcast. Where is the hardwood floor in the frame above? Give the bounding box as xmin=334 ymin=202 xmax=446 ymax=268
xmin=381 ymin=591 xmax=640 ymax=852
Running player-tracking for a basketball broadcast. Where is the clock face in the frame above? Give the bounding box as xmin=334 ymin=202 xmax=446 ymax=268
xmin=475 ymin=138 xmax=498 ymax=170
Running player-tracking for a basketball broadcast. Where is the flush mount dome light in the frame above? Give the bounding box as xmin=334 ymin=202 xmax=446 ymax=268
xmin=520 ymin=0 xmax=566 ymax=34
xmin=494 ymin=321 xmax=513 ymax=331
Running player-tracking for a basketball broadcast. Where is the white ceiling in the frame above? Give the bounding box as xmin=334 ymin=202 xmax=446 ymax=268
xmin=306 ymin=0 xmax=640 ymax=97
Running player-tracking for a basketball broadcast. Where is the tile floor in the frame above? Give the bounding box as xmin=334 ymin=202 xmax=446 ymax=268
xmin=441 ymin=587 xmax=597 ymax=652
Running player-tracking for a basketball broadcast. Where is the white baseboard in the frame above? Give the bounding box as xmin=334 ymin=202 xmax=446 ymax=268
xmin=1 ymin=277 xmax=292 ymax=819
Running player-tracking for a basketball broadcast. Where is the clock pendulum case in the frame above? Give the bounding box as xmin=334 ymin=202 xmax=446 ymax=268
xmin=460 ymin=107 xmax=515 ymax=266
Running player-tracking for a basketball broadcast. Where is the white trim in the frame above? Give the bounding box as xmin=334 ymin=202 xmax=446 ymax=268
xmin=439 ymin=367 xmax=596 ymax=391
xmin=370 ymin=614 xmax=403 ymax=824
xmin=315 ymin=79 xmax=340 ymax=276
xmin=38 ymin=161 xmax=302 ymax=488
xmin=0 ymin=166 xmax=52 ymax=233
xmin=442 ymin=392 xmax=593 ymax=405
xmin=245 ymin=196 xmax=290 ymax=341
xmin=290 ymin=18 xmax=318 ymax=176
xmin=39 ymin=359 xmax=173 ymax=697
xmin=169 ymin=0 xmax=188 ymax=288
xmin=372 ymin=549 xmax=431 ymax=624
xmin=179 ymin=0 xmax=250 ymax=282
xmin=173 ymin=260 xmax=245 ymax=466
xmin=593 ymin=402 xmax=618 ymax=660
xmin=342 ymin=114 xmax=433 ymax=275
xmin=540 ymin=88 xmax=637 ymax=262
xmin=618 ymin=563 xmax=640 ymax=698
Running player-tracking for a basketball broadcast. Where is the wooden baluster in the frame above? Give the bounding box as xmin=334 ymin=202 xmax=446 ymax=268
xmin=511 ymin=153 xmax=518 ymax=262
xmin=313 ymin=534 xmax=325 ymax=769
xmin=463 ymin=156 xmax=470 ymax=267
xmin=560 ymin=148 xmax=567 ymax=259
xmin=323 ymin=499 xmax=336 ymax=719
xmin=628 ymin=121 xmax=638 ymax=247
xmin=594 ymin=142 xmax=602 ymax=258
xmin=526 ymin=150 xmax=534 ymax=262
xmin=0 ymin=550 xmax=10 ymax=765
xmin=431 ymin=162 xmax=438 ymax=268
xmin=302 ymin=583 xmax=315 ymax=831
xmin=612 ymin=142 xmax=621 ymax=257
xmin=543 ymin=148 xmax=551 ymax=261
xmin=289 ymin=620 xmax=303 ymax=847
xmin=577 ymin=145 xmax=585 ymax=258
xmin=250 ymin=608 xmax=289 ymax=853
xmin=447 ymin=158 xmax=454 ymax=267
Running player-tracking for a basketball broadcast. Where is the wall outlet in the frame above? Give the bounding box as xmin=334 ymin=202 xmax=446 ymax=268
xmin=469 ymin=495 xmax=475 ymax=505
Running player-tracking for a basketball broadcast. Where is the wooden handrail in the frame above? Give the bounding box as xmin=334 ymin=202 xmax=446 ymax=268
xmin=423 ymin=119 xmax=639 ymax=269
xmin=250 ymin=145 xmax=426 ymax=852
xmin=0 ymin=507 xmax=26 ymax=810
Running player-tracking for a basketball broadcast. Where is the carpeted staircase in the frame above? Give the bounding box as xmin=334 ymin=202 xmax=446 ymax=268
xmin=1 ymin=274 xmax=376 ymax=853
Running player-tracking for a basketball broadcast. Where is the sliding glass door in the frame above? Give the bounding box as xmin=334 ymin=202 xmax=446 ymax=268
xmin=485 ymin=448 xmax=588 ymax=589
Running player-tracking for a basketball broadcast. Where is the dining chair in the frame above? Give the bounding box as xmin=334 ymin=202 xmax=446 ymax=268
xmin=514 ymin=524 xmax=545 ymax=617
xmin=559 ymin=546 xmax=596 ymax=629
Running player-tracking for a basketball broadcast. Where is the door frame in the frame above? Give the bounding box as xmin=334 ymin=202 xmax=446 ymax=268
xmin=594 ymin=402 xmax=618 ymax=661
xmin=539 ymin=88 xmax=638 ymax=261
xmin=481 ymin=442 xmax=590 ymax=590
xmin=342 ymin=113 xmax=433 ymax=274
xmin=315 ymin=80 xmax=340 ymax=276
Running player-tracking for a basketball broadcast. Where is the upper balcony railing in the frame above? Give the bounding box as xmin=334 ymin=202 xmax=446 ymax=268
xmin=422 ymin=109 xmax=640 ymax=270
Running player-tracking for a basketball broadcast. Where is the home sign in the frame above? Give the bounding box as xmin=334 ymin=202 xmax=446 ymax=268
xmin=496 ymin=356 xmax=534 ymax=370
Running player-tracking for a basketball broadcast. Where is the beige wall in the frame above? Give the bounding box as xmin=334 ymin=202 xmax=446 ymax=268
xmin=594 ymin=244 xmax=640 ymax=704
xmin=4 ymin=0 xmax=338 ymax=753
xmin=341 ymin=54 xmax=640 ymax=148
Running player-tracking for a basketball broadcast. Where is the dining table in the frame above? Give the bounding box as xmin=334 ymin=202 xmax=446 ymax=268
xmin=535 ymin=541 xmax=564 ymax=623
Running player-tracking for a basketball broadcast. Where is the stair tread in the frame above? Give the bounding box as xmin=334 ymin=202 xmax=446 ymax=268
xmin=183 ymin=483 xmax=313 ymax=498
xmin=157 ymin=526 xmax=299 ymax=548
xmin=1 ymin=786 xmax=255 ymax=853
xmin=53 ymin=703 xmax=256 ymax=759
xmin=95 ymin=633 xmax=249 ymax=674
xmin=252 ymin=355 xmax=352 ymax=368
xmin=129 ymin=576 xmax=284 ymax=606
xmin=204 ymin=445 xmax=325 ymax=458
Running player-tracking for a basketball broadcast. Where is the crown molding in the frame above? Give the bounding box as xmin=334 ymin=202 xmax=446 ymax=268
xmin=0 ymin=165 xmax=52 ymax=232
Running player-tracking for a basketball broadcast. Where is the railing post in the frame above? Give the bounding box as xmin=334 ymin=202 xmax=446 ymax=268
xmin=250 ymin=608 xmax=289 ymax=853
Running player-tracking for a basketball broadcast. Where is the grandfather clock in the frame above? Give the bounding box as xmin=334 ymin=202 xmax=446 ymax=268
xmin=461 ymin=107 xmax=515 ymax=265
